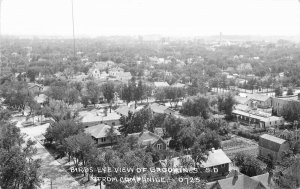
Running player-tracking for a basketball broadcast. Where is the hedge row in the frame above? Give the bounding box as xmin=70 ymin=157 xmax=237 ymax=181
xmin=237 ymin=131 xmax=260 ymax=141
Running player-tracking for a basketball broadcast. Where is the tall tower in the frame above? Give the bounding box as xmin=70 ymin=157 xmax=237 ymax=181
xmin=219 ymin=32 xmax=222 ymax=45
xmin=71 ymin=0 xmax=76 ymax=59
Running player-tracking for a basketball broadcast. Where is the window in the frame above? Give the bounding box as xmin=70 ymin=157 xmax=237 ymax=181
xmin=112 ymin=122 xmax=115 ymax=126
xmin=275 ymin=121 xmax=277 ymax=124
xmin=157 ymin=144 xmax=162 ymax=150
xmin=221 ymin=164 xmax=226 ymax=168
xmin=101 ymin=137 xmax=106 ymax=143
xmin=270 ymin=122 xmax=271 ymax=125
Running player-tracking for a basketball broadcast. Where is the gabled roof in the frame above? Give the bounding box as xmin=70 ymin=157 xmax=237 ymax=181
xmin=245 ymin=94 xmax=270 ymax=102
xmin=150 ymin=103 xmax=169 ymax=114
xmin=259 ymin=134 xmax=287 ymax=152
xmin=85 ymin=124 xmax=121 ymax=139
xmin=216 ymin=174 xmax=267 ymax=189
xmin=251 ymin=173 xmax=275 ymax=189
xmin=28 ymin=83 xmax=43 ymax=89
xmin=115 ymin=106 xmax=133 ymax=117
xmin=79 ymin=110 xmax=121 ymax=123
xmin=201 ymin=149 xmax=232 ymax=168
xmin=235 ymin=96 xmax=250 ymax=105
xmin=128 ymin=130 xmax=166 ymax=146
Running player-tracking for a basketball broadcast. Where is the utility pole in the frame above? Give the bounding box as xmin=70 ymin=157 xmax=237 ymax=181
xmin=71 ymin=0 xmax=76 ymax=59
xmin=0 ymin=0 xmax=3 ymax=76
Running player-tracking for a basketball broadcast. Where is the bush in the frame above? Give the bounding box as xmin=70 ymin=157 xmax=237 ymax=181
xmin=237 ymin=131 xmax=259 ymax=141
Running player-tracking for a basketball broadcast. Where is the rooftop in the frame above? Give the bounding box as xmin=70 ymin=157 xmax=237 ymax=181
xmin=154 ymin=82 xmax=169 ymax=87
xmin=235 ymin=96 xmax=250 ymax=104
xmin=79 ymin=109 xmax=121 ymax=123
xmin=150 ymin=103 xmax=169 ymax=114
xmin=128 ymin=130 xmax=165 ymax=146
xmin=214 ymin=174 xmax=266 ymax=189
xmin=259 ymin=134 xmax=287 ymax=152
xmin=85 ymin=124 xmax=121 ymax=139
xmin=245 ymin=93 xmax=270 ymax=102
xmin=201 ymin=149 xmax=232 ymax=168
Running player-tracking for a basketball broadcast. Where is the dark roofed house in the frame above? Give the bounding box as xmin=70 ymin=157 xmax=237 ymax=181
xmin=258 ymin=134 xmax=290 ymax=162
xmin=128 ymin=130 xmax=167 ymax=150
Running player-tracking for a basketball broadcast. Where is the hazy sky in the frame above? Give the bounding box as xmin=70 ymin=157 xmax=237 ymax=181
xmin=1 ymin=0 xmax=300 ymax=37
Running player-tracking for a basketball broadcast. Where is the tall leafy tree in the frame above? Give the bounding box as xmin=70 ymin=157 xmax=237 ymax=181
xmin=102 ymin=82 xmax=115 ymax=112
xmin=86 ymin=81 xmax=101 ymax=105
xmin=180 ymin=96 xmax=210 ymax=119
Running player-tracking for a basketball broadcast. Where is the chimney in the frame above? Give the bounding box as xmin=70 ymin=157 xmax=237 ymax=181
xmin=298 ymin=93 xmax=300 ymax=101
xmin=211 ymin=148 xmax=215 ymax=152
xmin=268 ymin=171 xmax=273 ymax=185
xmin=232 ymin=170 xmax=239 ymax=185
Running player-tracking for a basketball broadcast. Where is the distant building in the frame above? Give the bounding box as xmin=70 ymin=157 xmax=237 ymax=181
xmin=150 ymin=103 xmax=175 ymax=116
xmin=244 ymin=93 xmax=272 ymax=109
xmin=154 ymin=82 xmax=169 ymax=88
xmin=258 ymin=134 xmax=290 ymax=162
xmin=272 ymin=95 xmax=300 ymax=116
xmin=88 ymin=68 xmax=109 ymax=80
xmin=232 ymin=109 xmax=284 ymax=129
xmin=234 ymin=96 xmax=250 ymax=105
xmin=237 ymin=63 xmax=253 ymax=72
xmin=79 ymin=109 xmax=121 ymax=128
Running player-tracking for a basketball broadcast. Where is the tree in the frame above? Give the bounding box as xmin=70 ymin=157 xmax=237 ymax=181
xmin=0 ymin=123 xmax=41 ymax=189
xmin=86 ymin=81 xmax=101 ymax=105
xmin=281 ymin=102 xmax=300 ymax=122
xmin=1 ymin=81 xmax=33 ymax=113
xmin=64 ymin=133 xmax=97 ymax=171
xmin=180 ymin=96 xmax=210 ymax=119
xmin=147 ymin=113 xmax=166 ymax=132
xmin=162 ymin=115 xmax=185 ymax=139
xmin=121 ymin=84 xmax=133 ymax=105
xmin=106 ymin=125 xmax=119 ymax=144
xmin=275 ymin=86 xmax=283 ymax=97
xmin=287 ymin=87 xmax=294 ymax=96
xmin=119 ymin=107 xmax=152 ymax=135
xmin=44 ymin=119 xmax=83 ymax=144
xmin=233 ymin=153 xmax=264 ymax=177
xmin=154 ymin=88 xmax=166 ymax=102
xmin=217 ymin=93 xmax=236 ymax=119
xmin=42 ymin=99 xmax=81 ymax=122
xmin=102 ymin=82 xmax=115 ymax=112
xmin=178 ymin=125 xmax=197 ymax=149
xmin=27 ymin=68 xmax=39 ymax=82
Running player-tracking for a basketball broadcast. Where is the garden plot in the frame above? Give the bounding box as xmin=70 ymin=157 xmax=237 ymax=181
xmin=222 ymin=137 xmax=258 ymax=158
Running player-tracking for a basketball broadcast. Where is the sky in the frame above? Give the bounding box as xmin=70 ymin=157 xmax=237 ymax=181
xmin=1 ymin=0 xmax=300 ymax=37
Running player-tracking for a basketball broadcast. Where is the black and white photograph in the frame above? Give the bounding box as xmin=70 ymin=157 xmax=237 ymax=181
xmin=0 ymin=0 xmax=300 ymax=188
